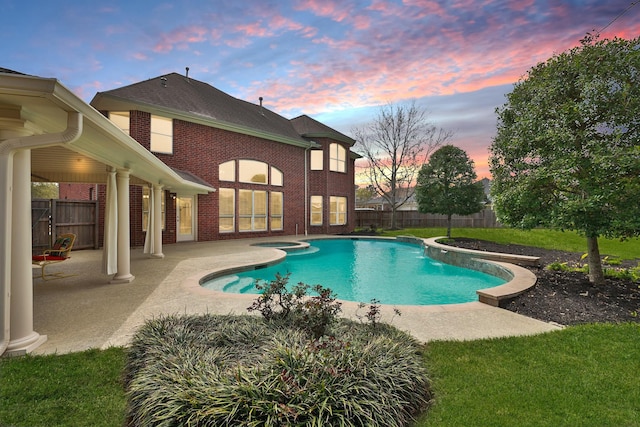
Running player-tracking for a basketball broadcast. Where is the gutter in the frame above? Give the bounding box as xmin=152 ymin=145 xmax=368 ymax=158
xmin=0 ymin=111 xmax=82 ymax=356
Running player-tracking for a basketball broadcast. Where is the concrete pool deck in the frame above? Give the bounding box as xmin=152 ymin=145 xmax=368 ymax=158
xmin=32 ymin=236 xmax=561 ymax=355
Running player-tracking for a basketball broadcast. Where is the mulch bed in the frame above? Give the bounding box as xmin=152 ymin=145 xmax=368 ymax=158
xmin=445 ymin=238 xmax=640 ymax=325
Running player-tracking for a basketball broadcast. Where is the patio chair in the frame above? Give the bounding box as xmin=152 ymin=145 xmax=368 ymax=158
xmin=32 ymin=233 xmax=77 ymax=280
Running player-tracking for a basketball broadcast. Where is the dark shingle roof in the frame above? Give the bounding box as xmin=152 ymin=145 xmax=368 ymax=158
xmin=0 ymin=67 xmax=27 ymax=75
xmin=92 ymin=72 xmax=308 ymax=145
xmin=290 ymin=114 xmax=355 ymax=146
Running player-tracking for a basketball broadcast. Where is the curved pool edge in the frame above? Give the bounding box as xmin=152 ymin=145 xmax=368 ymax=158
xmin=189 ymin=235 xmax=537 ymax=309
xmin=422 ymin=236 xmax=539 ymax=307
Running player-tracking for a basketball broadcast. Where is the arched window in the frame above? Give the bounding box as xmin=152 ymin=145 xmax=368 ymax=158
xmin=219 ymin=160 xmax=235 ymax=182
xmin=239 ymin=160 xmax=268 ymax=184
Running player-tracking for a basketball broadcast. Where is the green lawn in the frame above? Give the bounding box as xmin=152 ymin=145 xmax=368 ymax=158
xmin=2 ymin=228 xmax=639 ymax=426
xmin=382 ymin=227 xmax=640 ymax=260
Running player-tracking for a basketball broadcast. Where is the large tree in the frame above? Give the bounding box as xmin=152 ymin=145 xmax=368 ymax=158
xmin=490 ymin=36 xmax=640 ymax=285
xmin=353 ymin=102 xmax=451 ymax=229
xmin=416 ymin=145 xmax=485 ymax=238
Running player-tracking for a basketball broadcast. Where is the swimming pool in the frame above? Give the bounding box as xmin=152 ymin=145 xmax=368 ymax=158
xmin=202 ymin=238 xmax=507 ymax=305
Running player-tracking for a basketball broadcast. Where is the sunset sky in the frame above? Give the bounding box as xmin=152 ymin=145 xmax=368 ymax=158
xmin=2 ymin=0 xmax=638 ymax=179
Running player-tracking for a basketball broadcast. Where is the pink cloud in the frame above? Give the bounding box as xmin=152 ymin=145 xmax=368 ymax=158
xmin=294 ymin=0 xmax=352 ymax=22
xmin=153 ymin=25 xmax=208 ymax=53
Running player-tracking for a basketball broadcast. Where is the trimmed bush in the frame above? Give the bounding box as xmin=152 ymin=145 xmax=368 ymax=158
xmin=124 ymin=314 xmax=431 ymax=426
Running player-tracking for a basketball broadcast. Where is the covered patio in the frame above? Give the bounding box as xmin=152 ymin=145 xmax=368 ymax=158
xmin=0 ymin=70 xmax=214 ymax=356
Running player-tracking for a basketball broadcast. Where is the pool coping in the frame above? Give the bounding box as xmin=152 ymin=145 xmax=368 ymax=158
xmin=191 ymin=235 xmax=539 ymax=309
xmin=420 ymin=236 xmax=539 ymax=307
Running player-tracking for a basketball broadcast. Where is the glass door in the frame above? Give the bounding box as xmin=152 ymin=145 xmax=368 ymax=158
xmin=176 ymin=196 xmax=194 ymax=241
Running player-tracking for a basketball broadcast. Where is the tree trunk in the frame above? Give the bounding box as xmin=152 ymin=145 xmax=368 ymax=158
xmin=446 ymin=214 xmax=452 ymax=238
xmin=586 ymin=236 xmax=605 ymax=285
xmin=390 ymin=207 xmax=397 ymax=230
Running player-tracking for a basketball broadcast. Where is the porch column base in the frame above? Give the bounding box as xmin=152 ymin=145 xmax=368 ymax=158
xmin=4 ymin=332 xmax=47 ymax=357
xmin=110 ymin=274 xmax=135 ymax=284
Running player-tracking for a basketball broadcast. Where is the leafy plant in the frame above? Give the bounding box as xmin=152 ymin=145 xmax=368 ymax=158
xmin=356 ymin=298 xmax=402 ymax=327
xmin=247 ymin=273 xmax=342 ymax=339
xmin=124 ymin=314 xmax=431 ymax=427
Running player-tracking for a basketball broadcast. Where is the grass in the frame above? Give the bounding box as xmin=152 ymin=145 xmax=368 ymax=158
xmin=381 ymin=227 xmax=640 ymax=260
xmin=2 ymin=228 xmax=639 ymax=426
xmin=419 ymin=323 xmax=640 ymax=426
xmin=0 ymin=347 xmax=126 ymax=427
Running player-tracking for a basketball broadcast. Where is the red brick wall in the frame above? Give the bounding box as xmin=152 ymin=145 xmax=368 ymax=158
xmin=58 ymin=183 xmax=98 ymax=200
xmin=95 ymin=111 xmax=355 ymax=245
xmin=308 ymin=137 xmax=356 ymax=235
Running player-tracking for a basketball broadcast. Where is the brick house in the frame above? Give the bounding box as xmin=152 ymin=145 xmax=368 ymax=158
xmin=86 ymin=71 xmax=358 ymax=245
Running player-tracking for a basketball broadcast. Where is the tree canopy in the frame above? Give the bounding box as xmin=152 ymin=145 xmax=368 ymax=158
xmin=353 ymin=102 xmax=451 ymax=229
xmin=416 ymin=145 xmax=485 ymax=238
xmin=489 ymin=36 xmax=640 ymax=284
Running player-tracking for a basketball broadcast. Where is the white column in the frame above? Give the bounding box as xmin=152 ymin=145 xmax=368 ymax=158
xmin=110 ymin=169 xmax=135 ymax=283
xmin=152 ymin=184 xmax=164 ymax=258
xmin=6 ymin=149 xmax=47 ymax=355
xmin=0 ymin=152 xmax=13 ymax=356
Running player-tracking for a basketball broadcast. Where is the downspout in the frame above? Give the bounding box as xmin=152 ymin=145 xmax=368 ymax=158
xmin=0 ymin=111 xmax=82 ymax=356
xmin=304 ymin=145 xmax=310 ymax=236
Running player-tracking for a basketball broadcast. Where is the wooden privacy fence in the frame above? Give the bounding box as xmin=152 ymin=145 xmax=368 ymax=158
xmin=355 ymin=207 xmax=500 ymax=229
xmin=32 ymin=199 xmax=99 ymax=254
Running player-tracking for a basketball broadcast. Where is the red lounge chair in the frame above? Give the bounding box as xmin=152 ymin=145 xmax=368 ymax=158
xmin=32 ymin=233 xmax=76 ymax=280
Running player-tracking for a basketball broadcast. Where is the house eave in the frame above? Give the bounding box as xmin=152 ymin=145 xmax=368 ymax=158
xmin=92 ymin=93 xmax=316 ymax=149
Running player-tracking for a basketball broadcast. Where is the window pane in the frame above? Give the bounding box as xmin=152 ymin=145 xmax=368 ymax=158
xmin=151 ymin=115 xmax=173 ymax=154
xmin=254 ymin=191 xmax=267 ymax=215
xmin=219 ymin=161 xmax=235 ymax=182
xmin=254 ymin=217 xmax=267 ymax=230
xmin=239 ymin=190 xmax=252 ymax=215
xmin=310 ymin=150 xmax=323 ymax=170
xmin=219 ymin=188 xmax=235 ymax=215
xmin=219 ymin=188 xmax=235 ymax=233
xmin=271 ymin=167 xmax=283 ymax=186
xmin=310 ymin=195 xmax=323 ymax=225
xmin=219 ymin=218 xmax=234 ymax=233
xmin=270 ymin=192 xmax=283 ymax=230
xmin=270 ymin=192 xmax=283 ymax=213
xmin=109 ymin=111 xmax=129 ymax=135
xmin=239 ymin=217 xmax=252 ymax=231
xmin=329 ymin=143 xmax=346 ymax=172
xmin=239 ymin=160 xmax=268 ymax=184
xmin=330 ymin=196 xmax=347 ymax=225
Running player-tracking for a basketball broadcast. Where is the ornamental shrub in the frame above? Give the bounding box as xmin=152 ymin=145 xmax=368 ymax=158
xmin=124 ymin=314 xmax=431 ymax=426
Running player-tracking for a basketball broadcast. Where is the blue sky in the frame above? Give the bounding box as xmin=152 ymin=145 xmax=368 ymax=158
xmin=2 ymin=0 xmax=638 ymax=178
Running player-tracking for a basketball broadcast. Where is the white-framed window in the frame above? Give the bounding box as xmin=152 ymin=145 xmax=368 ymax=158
xmin=330 ymin=196 xmax=347 ymax=225
xmin=270 ymin=191 xmax=283 ymax=230
xmin=150 ymin=115 xmax=173 ymax=154
xmin=329 ymin=143 xmax=346 ymax=172
xmin=142 ymin=186 xmax=165 ymax=231
xmin=239 ymin=189 xmax=267 ymax=231
xmin=271 ymin=167 xmax=283 ymax=186
xmin=310 ymin=195 xmax=323 ymax=226
xmin=219 ymin=160 xmax=235 ymax=182
xmin=109 ymin=111 xmax=130 ymax=135
xmin=239 ymin=160 xmax=268 ymax=184
xmin=310 ymin=150 xmax=323 ymax=170
xmin=219 ymin=188 xmax=235 ymax=233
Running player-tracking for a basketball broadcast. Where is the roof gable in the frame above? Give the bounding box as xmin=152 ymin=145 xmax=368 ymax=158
xmin=91 ymin=72 xmax=310 ymax=147
xmin=290 ymin=114 xmax=355 ymax=146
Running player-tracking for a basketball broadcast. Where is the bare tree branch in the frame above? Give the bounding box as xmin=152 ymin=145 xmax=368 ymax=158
xmin=353 ymin=102 xmax=452 ymax=229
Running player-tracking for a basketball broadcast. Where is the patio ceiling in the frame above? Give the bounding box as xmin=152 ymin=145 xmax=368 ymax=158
xmin=0 ymin=72 xmax=215 ymax=194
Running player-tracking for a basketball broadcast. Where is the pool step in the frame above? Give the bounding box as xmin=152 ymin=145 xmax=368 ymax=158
xmin=204 ymin=275 xmax=256 ymax=293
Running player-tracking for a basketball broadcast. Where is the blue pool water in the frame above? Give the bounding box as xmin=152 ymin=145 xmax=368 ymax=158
xmin=202 ymin=239 xmax=506 ymax=305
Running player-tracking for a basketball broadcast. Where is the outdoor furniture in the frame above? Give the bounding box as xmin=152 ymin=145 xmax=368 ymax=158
xmin=32 ymin=233 xmax=76 ymax=280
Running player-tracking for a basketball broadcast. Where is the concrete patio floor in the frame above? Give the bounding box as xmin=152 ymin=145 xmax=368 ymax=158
xmin=31 ymin=236 xmax=561 ymax=355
